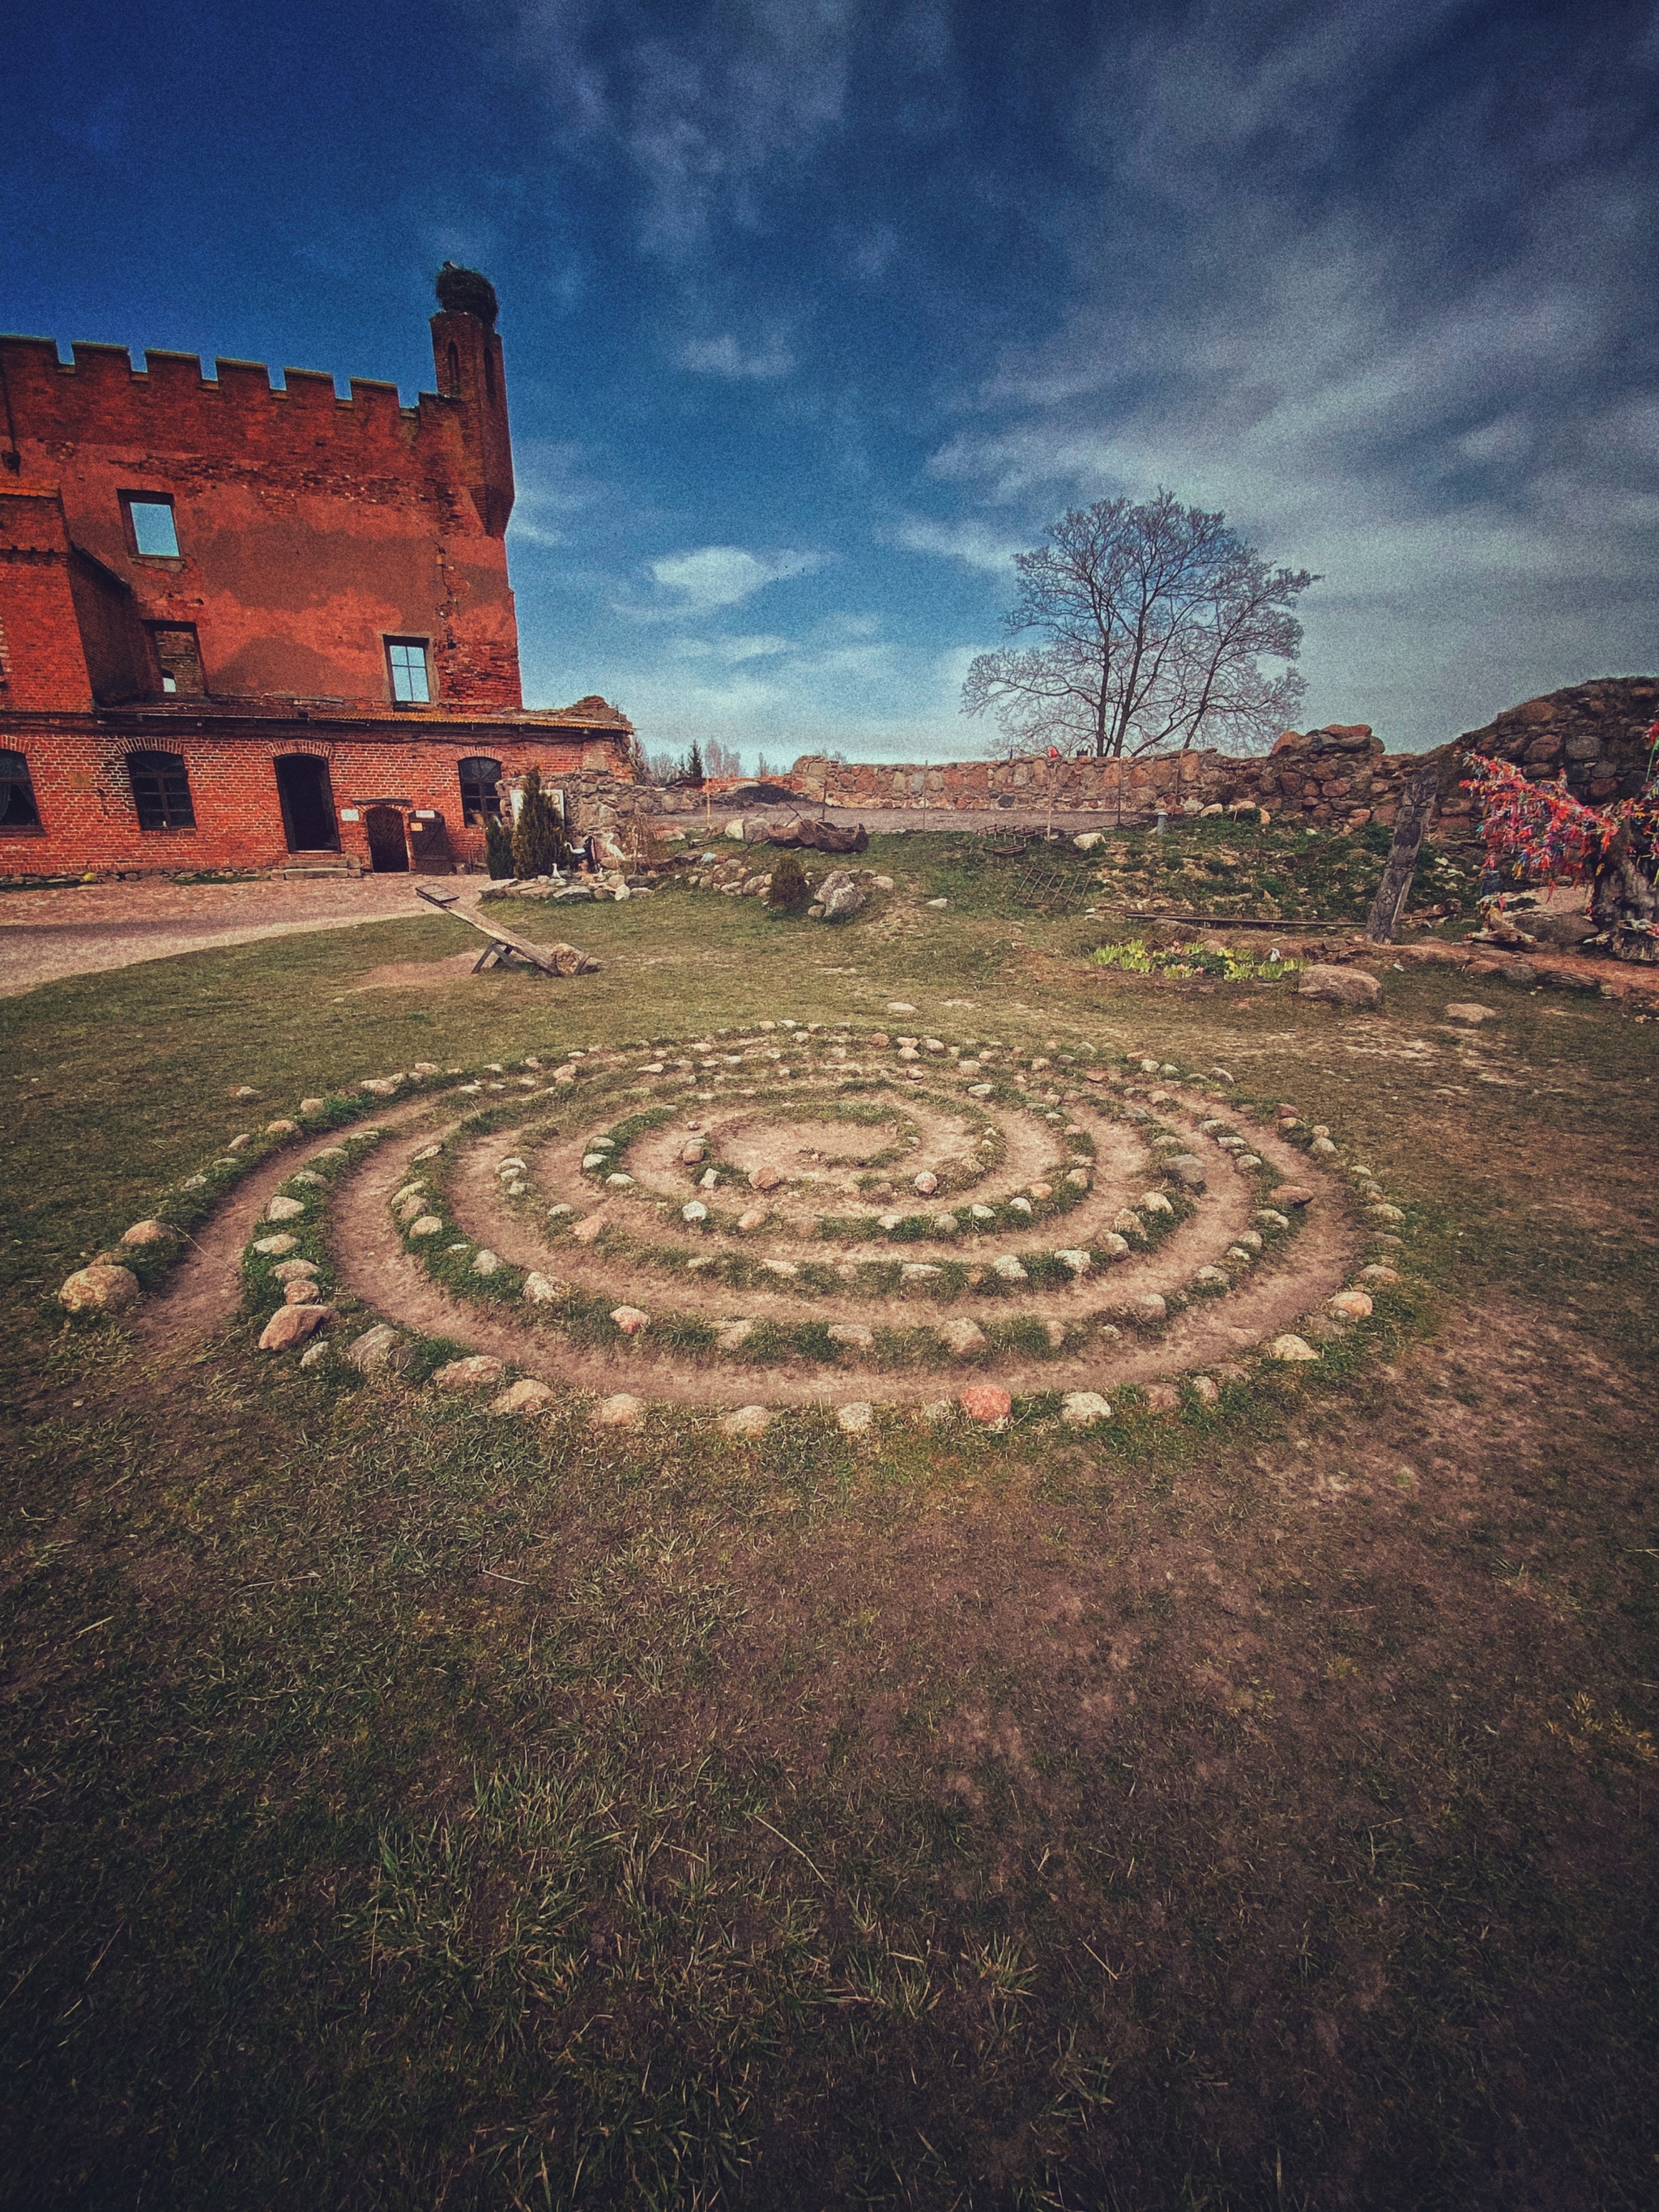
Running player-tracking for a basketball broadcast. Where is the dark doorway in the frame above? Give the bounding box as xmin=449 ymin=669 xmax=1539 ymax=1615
xmin=273 ymin=757 xmax=339 ymax=852
xmin=365 ymin=805 xmax=409 ymax=872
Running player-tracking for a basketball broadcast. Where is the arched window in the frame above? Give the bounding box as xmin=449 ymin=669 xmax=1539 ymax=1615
xmin=0 ymin=749 xmax=40 ymax=829
xmin=458 ymin=756 xmax=502 ymax=825
xmin=126 ymin=750 xmax=195 ymax=831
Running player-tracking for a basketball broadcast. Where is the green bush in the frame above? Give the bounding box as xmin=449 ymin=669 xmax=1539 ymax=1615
xmin=766 ymin=851 xmax=811 ymax=910
xmin=484 ymin=817 xmax=514 ymax=878
xmin=511 ymin=767 xmax=565 ymax=878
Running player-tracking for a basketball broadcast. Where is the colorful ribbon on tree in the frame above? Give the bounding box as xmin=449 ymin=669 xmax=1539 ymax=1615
xmin=1461 ymin=731 xmax=1659 ymax=887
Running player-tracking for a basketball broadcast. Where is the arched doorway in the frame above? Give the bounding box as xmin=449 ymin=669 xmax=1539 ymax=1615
xmin=273 ymin=756 xmax=339 ymax=852
xmin=364 ymin=805 xmax=409 ymax=872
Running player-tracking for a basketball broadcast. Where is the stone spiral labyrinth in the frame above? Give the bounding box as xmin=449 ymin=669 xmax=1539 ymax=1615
xmin=138 ymin=1018 xmax=1410 ymax=1430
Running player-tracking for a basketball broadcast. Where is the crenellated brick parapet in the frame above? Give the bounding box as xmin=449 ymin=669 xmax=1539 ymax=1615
xmin=0 ymin=280 xmax=521 ymax=715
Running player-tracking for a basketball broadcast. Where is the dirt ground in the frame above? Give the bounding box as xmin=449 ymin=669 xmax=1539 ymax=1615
xmin=3 ymin=836 xmax=1657 ymax=2210
xmin=0 ymin=872 xmax=433 ymax=995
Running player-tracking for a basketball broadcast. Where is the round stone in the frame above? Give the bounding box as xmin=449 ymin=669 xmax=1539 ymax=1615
xmin=959 ymin=1383 xmax=1013 ymax=1426
xmin=1328 ymin=1291 xmax=1374 ymax=1319
xmin=265 ymin=1196 xmax=305 ymax=1223
xmin=265 ymin=1119 xmax=300 ymax=1137
xmin=490 ymin=1379 xmax=554 ymax=1415
xmin=284 ymin=1279 xmax=322 ymax=1305
xmin=409 ymin=1216 xmax=444 ymax=1238
xmin=471 ymin=1249 xmax=500 ymax=1276
xmin=682 ymin=1202 xmax=708 ymax=1224
xmin=258 ymin=1303 xmax=331 ymax=1352
xmin=251 ymin=1234 xmax=297 ymax=1256
xmin=913 ymin=1171 xmax=939 ymax=1195
xmin=610 ymin=1305 xmax=650 ymax=1333
xmin=591 ymin=1393 xmax=644 ymax=1428
xmin=270 ymin=1258 xmax=318 ymax=1282
xmin=1061 ymin=1391 xmax=1112 ymax=1426
xmin=1267 ymin=1334 xmax=1319 ymax=1362
xmin=346 ymin=1323 xmax=411 ymax=1373
xmin=1132 ymin=1294 xmax=1168 ymax=1324
xmin=431 ymin=1355 xmax=506 ymax=1391
xmin=837 ymin=1402 xmax=875 ymax=1433
xmin=720 ymin=1404 xmax=773 ymax=1438
xmin=1141 ymin=1383 xmax=1181 ymax=1413
xmin=58 ymin=1264 xmax=140 ymax=1315
xmin=120 ymin=1220 xmax=177 ymax=1247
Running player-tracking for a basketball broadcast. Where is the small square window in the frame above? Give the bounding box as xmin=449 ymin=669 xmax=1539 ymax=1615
xmin=124 ymin=497 xmax=180 ymax=559
xmin=386 ymin=637 xmax=432 ymax=705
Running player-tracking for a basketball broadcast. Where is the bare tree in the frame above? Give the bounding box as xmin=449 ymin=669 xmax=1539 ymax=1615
xmin=962 ymin=489 xmax=1317 ymax=760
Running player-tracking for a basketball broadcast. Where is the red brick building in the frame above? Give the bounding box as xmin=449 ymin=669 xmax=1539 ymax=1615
xmin=0 ymin=265 xmax=633 ymax=878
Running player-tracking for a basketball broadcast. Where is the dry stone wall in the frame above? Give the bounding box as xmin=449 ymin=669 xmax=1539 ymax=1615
xmin=787 ymin=727 xmax=1463 ymax=832
xmin=560 ymin=678 xmax=1655 ymax=847
xmin=1456 ymin=676 xmax=1657 ymax=801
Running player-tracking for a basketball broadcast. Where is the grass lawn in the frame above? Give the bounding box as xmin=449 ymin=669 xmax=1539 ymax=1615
xmin=2 ymin=834 xmax=1657 ymax=2210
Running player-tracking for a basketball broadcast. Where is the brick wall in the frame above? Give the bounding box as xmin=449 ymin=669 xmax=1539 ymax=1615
xmin=0 ymin=488 xmax=92 ymax=710
xmin=0 ymin=301 xmax=519 ymax=713
xmin=0 ymin=721 xmax=616 ymax=878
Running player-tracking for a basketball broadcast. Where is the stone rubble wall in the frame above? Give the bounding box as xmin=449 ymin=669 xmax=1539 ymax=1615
xmin=563 ymin=730 xmax=1459 ymax=842
xmin=557 ymin=677 xmax=1657 ymax=847
xmin=1455 ymin=676 xmax=1657 ymax=801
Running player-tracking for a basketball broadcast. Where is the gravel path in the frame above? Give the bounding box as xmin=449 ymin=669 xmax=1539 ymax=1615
xmin=0 ymin=875 xmax=439 ymax=995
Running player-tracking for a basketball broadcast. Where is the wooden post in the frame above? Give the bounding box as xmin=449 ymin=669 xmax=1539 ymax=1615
xmin=1366 ymin=762 xmax=1439 ymax=942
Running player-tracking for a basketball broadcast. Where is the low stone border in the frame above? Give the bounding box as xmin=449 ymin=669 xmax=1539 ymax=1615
xmin=73 ymin=1025 xmax=1426 ymax=1451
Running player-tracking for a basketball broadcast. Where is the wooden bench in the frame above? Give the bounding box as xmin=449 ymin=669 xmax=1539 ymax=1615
xmin=414 ymin=887 xmax=597 ymax=975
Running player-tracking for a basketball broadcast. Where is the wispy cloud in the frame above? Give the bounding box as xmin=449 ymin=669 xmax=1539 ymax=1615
xmin=510 ymin=0 xmax=944 ymax=254
xmin=646 ymin=543 xmax=826 ymax=612
xmin=892 ymin=514 xmax=1024 ymax=575
xmin=916 ymin=0 xmax=1659 ymax=740
xmin=676 ymin=330 xmax=795 ymax=379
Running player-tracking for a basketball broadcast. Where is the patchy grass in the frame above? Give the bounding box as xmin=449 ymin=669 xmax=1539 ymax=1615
xmin=2 ymin=855 xmax=1657 ymax=2209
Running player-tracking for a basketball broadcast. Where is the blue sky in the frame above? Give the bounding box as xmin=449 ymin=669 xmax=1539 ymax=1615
xmin=6 ymin=0 xmax=1657 ymax=765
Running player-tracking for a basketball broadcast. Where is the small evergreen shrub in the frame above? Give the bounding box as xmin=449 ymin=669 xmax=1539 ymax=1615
xmin=512 ymin=768 xmax=565 ymax=877
xmin=767 ymin=852 xmax=811 ymax=910
xmin=484 ymin=817 xmax=514 ymax=877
